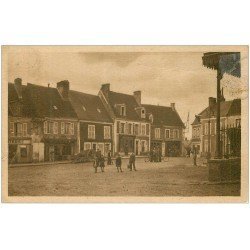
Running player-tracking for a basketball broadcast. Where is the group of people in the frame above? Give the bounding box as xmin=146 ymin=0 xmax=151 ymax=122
xmin=149 ymin=147 xmax=162 ymax=162
xmin=93 ymin=150 xmax=137 ymax=173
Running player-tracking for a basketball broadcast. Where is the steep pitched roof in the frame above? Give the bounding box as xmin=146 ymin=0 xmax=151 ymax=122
xmin=191 ymin=116 xmax=201 ymax=126
xmin=69 ymin=90 xmax=112 ymax=123
xmin=8 ymin=83 xmax=34 ymax=117
xmin=27 ymin=83 xmax=77 ymax=119
xmin=199 ymin=99 xmax=241 ymax=119
xmin=107 ymin=91 xmax=144 ymax=121
xmin=142 ymin=104 xmax=185 ymax=127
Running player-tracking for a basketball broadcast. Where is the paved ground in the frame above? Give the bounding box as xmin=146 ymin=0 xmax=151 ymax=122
xmin=8 ymin=157 xmax=240 ymax=197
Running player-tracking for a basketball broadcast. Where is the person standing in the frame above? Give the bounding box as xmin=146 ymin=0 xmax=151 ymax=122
xmin=193 ymin=147 xmax=197 ymax=166
xmin=99 ymin=154 xmax=105 ymax=172
xmin=129 ymin=152 xmax=137 ymax=171
xmin=115 ymin=153 xmax=123 ymax=172
xmin=107 ymin=150 xmax=112 ymax=165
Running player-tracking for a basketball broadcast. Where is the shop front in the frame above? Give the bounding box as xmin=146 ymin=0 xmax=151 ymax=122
xmin=8 ymin=138 xmax=32 ymax=164
xmin=165 ymin=141 xmax=181 ymax=157
xmin=118 ymin=135 xmax=135 ymax=155
xmin=44 ymin=138 xmax=76 ymax=161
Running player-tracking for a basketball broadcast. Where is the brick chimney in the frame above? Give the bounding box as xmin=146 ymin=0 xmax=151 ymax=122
xmin=133 ymin=91 xmax=141 ymax=105
xmin=57 ymin=80 xmax=69 ymax=100
xmin=170 ymin=103 xmax=175 ymax=111
xmin=208 ymin=97 xmax=216 ymax=107
xmin=14 ymin=78 xmax=22 ymax=99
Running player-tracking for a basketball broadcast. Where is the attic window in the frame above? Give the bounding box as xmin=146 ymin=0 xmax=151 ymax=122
xmin=149 ymin=114 xmax=153 ymax=123
xmin=141 ymin=108 xmax=146 ymax=118
xmin=120 ymin=105 xmax=126 ymax=116
xmin=97 ymin=108 xmax=101 ymax=113
xmin=82 ymin=106 xmax=86 ymax=111
xmin=53 ymin=105 xmax=58 ymax=110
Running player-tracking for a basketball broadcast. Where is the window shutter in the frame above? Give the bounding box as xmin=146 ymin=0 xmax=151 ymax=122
xmin=54 ymin=122 xmax=58 ymax=134
xmin=61 ymin=122 xmax=65 ymax=134
xmin=93 ymin=125 xmax=95 ymax=139
xmin=44 ymin=121 xmax=47 ymax=134
xmin=23 ymin=123 xmax=27 ymax=136
xmin=71 ymin=123 xmax=74 ymax=135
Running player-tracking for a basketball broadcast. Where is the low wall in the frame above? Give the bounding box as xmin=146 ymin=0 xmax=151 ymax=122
xmin=208 ymin=158 xmax=241 ymax=182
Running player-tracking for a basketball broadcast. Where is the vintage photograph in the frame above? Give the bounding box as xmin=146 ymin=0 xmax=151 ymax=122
xmin=1 ymin=46 xmax=248 ymax=202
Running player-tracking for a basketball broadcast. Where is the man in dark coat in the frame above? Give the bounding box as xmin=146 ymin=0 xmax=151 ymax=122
xmin=107 ymin=150 xmax=112 ymax=165
xmin=129 ymin=152 xmax=137 ymax=171
xmin=115 ymin=153 xmax=122 ymax=172
xmin=193 ymin=147 xmax=197 ymax=166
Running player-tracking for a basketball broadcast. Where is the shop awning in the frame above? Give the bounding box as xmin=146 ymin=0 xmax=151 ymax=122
xmin=202 ymin=52 xmax=241 ymax=77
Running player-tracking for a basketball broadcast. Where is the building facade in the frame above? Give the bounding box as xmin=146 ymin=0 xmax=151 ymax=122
xmin=99 ymin=84 xmax=150 ymax=155
xmin=69 ymin=90 xmax=113 ymax=156
xmin=192 ymin=97 xmax=241 ymax=158
xmin=143 ymin=104 xmax=185 ymax=156
xmin=191 ymin=116 xmax=201 ymax=155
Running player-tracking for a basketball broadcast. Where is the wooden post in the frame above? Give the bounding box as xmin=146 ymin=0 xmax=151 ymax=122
xmin=215 ymin=69 xmax=222 ymax=158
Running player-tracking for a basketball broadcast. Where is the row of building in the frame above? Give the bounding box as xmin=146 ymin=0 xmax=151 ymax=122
xmin=9 ymin=78 xmax=185 ymax=164
xmin=191 ymin=95 xmax=241 ymax=157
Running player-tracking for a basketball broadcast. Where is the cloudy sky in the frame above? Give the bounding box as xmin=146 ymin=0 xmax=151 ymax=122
xmin=8 ymin=49 xmax=244 ymax=138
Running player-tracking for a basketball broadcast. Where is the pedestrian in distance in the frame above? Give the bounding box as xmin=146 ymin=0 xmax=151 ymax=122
xmin=129 ymin=152 xmax=137 ymax=171
xmin=107 ymin=150 xmax=112 ymax=165
xmin=99 ymin=154 xmax=105 ymax=172
xmin=193 ymin=148 xmax=197 ymax=166
xmin=115 ymin=153 xmax=123 ymax=172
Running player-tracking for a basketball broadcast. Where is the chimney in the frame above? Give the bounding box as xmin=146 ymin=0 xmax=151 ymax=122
xmin=170 ymin=103 xmax=175 ymax=111
xmin=100 ymin=83 xmax=110 ymax=98
xmin=133 ymin=91 xmax=141 ymax=105
xmin=57 ymin=80 xmax=69 ymax=99
xmin=14 ymin=78 xmax=22 ymax=99
xmin=208 ymin=97 xmax=216 ymax=107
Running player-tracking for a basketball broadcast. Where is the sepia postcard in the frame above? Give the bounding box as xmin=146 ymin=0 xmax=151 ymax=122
xmin=1 ymin=46 xmax=249 ymax=203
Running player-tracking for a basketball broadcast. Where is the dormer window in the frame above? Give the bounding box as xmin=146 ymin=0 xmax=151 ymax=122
xmin=82 ymin=106 xmax=86 ymax=111
xmin=53 ymin=105 xmax=58 ymax=110
xmin=149 ymin=114 xmax=153 ymax=123
xmin=120 ymin=105 xmax=126 ymax=116
xmin=141 ymin=108 xmax=146 ymax=118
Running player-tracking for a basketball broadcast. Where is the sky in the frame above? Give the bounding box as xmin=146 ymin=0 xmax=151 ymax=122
xmin=7 ymin=49 xmax=245 ymax=139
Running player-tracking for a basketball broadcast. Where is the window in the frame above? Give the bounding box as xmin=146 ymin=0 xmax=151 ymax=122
xmin=173 ymin=129 xmax=179 ymax=138
xmin=82 ymin=106 xmax=86 ymax=111
xmin=146 ymin=124 xmax=149 ymax=135
xmin=120 ymin=123 xmax=125 ymax=134
xmin=97 ymin=108 xmax=101 ymax=113
xmin=134 ymin=124 xmax=139 ymax=135
xmin=16 ymin=123 xmax=23 ymax=137
xmin=193 ymin=128 xmax=196 ymax=138
xmin=141 ymin=124 xmax=146 ymax=135
xmin=84 ymin=142 xmax=91 ymax=150
xmin=155 ymin=128 xmax=160 ymax=139
xmin=104 ymin=126 xmax=111 ymax=139
xmin=9 ymin=122 xmax=14 ymax=136
xmin=165 ymin=129 xmax=170 ymax=139
xmin=88 ymin=125 xmax=95 ymax=139
xmin=53 ymin=105 xmax=58 ymax=110
xmin=236 ymin=119 xmax=241 ymax=127
xmin=128 ymin=123 xmax=132 ymax=134
xmin=48 ymin=122 xmax=54 ymax=134
xmin=141 ymin=108 xmax=146 ymax=118
xmin=116 ymin=121 xmax=120 ymax=133
xmin=20 ymin=145 xmax=27 ymax=157
xmin=23 ymin=123 xmax=27 ymax=136
xmin=204 ymin=123 xmax=208 ymax=135
xmin=149 ymin=114 xmax=153 ymax=123
xmin=120 ymin=105 xmax=126 ymax=116
xmin=54 ymin=122 xmax=58 ymax=134
xmin=196 ymin=128 xmax=200 ymax=137
xmin=65 ymin=122 xmax=74 ymax=135
xmin=61 ymin=122 xmax=65 ymax=134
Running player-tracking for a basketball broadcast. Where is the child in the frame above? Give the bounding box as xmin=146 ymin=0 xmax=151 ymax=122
xmin=115 ymin=154 xmax=122 ymax=172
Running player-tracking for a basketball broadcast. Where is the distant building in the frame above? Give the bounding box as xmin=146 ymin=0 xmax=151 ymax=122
xmin=191 ymin=115 xmax=201 ymax=155
xmin=69 ymin=90 xmax=113 ymax=156
xmin=142 ymin=104 xmax=185 ymax=156
xmin=99 ymin=84 xmax=150 ymax=155
xmin=192 ymin=97 xmax=241 ymax=157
